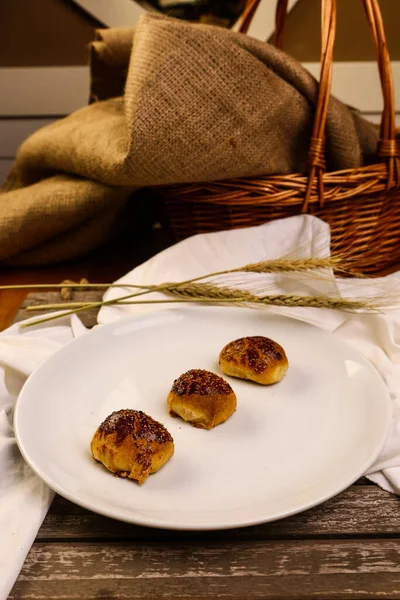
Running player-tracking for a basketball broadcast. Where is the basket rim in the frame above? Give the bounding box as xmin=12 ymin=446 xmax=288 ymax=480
xmin=157 ymin=161 xmax=400 ymax=207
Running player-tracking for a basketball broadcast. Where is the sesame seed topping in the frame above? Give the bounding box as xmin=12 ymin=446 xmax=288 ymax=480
xmin=98 ymin=409 xmax=173 ymax=445
xmin=171 ymin=369 xmax=234 ymax=396
xmin=220 ymin=336 xmax=286 ymax=374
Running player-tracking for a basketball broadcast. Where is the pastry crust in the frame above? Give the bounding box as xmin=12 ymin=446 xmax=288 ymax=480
xmin=219 ymin=336 xmax=288 ymax=385
xmin=167 ymin=369 xmax=237 ymax=430
xmin=91 ymin=409 xmax=174 ymax=484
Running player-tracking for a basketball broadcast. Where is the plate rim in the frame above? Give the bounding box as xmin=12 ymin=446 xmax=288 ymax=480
xmin=14 ymin=306 xmax=393 ymax=531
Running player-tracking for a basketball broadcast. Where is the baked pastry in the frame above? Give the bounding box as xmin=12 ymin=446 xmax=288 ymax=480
xmin=167 ymin=369 xmax=237 ymax=430
xmin=219 ymin=336 xmax=288 ymax=385
xmin=91 ymin=409 xmax=174 ymax=484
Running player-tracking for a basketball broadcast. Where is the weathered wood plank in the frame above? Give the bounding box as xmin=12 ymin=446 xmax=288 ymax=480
xmin=10 ymin=539 xmax=400 ymax=599
xmin=39 ymin=486 xmax=400 ymax=542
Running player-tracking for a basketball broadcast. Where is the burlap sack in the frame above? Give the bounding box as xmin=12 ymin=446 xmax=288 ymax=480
xmin=0 ymin=13 xmax=378 ymax=266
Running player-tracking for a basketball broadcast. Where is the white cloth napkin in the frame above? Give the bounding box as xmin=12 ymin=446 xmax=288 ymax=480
xmin=1 ymin=214 xmax=400 ymax=598
xmin=0 ymin=315 xmax=83 ymax=600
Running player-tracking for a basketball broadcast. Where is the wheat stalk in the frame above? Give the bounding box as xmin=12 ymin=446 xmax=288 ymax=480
xmin=21 ymin=280 xmax=376 ymax=327
xmin=0 ymin=282 xmax=148 ymax=291
xmin=163 ymin=283 xmax=370 ymax=310
xmin=11 ymin=257 xmax=338 ymax=324
xmin=26 ymin=297 xmax=244 ymax=311
xmin=236 ymin=257 xmax=340 ymax=274
xmin=5 ymin=253 xmax=372 ymax=328
xmin=0 ymin=255 xmax=348 ymax=293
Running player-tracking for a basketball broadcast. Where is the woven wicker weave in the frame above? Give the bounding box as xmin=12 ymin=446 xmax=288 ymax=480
xmin=158 ymin=0 xmax=400 ymax=275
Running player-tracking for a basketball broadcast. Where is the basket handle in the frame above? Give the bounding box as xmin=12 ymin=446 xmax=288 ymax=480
xmin=362 ymin=0 xmax=400 ymax=188
xmin=239 ymin=0 xmax=399 ymax=209
xmin=240 ymin=0 xmax=288 ymax=49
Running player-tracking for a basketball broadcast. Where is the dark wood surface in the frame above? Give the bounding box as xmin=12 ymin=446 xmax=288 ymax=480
xmin=7 ymin=288 xmax=400 ymax=600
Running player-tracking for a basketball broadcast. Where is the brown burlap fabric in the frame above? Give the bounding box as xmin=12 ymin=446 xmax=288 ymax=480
xmin=0 ymin=13 xmax=378 ymax=266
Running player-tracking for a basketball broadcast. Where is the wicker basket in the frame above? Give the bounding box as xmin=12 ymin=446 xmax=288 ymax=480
xmin=157 ymin=0 xmax=400 ymax=275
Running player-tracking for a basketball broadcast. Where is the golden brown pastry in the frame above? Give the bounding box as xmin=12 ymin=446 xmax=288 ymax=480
xmin=219 ymin=336 xmax=288 ymax=385
xmin=91 ymin=409 xmax=174 ymax=484
xmin=167 ymin=369 xmax=237 ymax=430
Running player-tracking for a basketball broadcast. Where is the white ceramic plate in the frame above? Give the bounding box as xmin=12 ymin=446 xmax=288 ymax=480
xmin=14 ymin=307 xmax=391 ymax=530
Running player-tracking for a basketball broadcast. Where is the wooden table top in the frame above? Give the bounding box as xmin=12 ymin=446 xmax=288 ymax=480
xmin=5 ymin=281 xmax=400 ymax=600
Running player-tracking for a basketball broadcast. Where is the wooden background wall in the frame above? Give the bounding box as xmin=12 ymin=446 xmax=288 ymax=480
xmin=1 ymin=0 xmax=399 ymax=185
